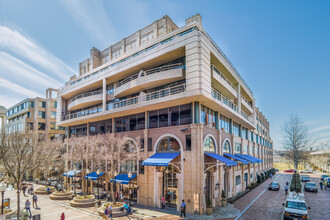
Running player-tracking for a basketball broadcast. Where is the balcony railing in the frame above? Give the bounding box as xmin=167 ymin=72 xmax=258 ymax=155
xmin=211 ymin=88 xmax=254 ymax=124
xmin=61 ymin=84 xmax=186 ymax=121
xmin=211 ymin=64 xmax=237 ymax=91
xmin=115 ymin=63 xmax=184 ymax=88
xmin=68 ymin=90 xmax=103 ymax=104
xmin=242 ymin=96 xmax=253 ymax=108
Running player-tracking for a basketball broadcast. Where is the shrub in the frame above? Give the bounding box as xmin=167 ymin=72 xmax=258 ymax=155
xmin=206 ymin=197 xmax=212 ymax=208
xmin=221 ymin=190 xmax=226 ymax=199
xmin=257 ymin=175 xmax=261 ymax=183
xmin=261 ymin=173 xmax=265 ymax=181
xmin=227 ymin=189 xmax=250 ymax=203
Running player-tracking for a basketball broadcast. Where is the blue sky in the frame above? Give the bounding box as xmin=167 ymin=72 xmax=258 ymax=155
xmin=1 ymin=0 xmax=330 ymax=149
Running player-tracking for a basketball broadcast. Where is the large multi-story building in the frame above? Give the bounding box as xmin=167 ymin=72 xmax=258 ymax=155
xmin=57 ymin=14 xmax=273 ymax=214
xmin=5 ymin=88 xmax=65 ymax=139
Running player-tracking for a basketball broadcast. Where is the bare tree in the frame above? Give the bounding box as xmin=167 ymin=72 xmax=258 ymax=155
xmin=281 ymin=115 xmax=312 ymax=170
xmin=0 ymin=131 xmax=60 ymax=219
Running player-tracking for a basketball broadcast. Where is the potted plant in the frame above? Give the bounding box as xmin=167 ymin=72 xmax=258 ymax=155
xmin=206 ymin=197 xmax=212 ymax=215
xmin=221 ymin=190 xmax=227 ymax=207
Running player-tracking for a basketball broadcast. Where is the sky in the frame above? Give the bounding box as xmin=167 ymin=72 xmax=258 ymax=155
xmin=0 ymin=0 xmax=330 ymax=150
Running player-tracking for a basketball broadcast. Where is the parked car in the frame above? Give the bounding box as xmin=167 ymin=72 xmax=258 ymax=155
xmin=301 ymin=176 xmax=310 ymax=182
xmin=282 ymin=192 xmax=310 ymax=220
xmin=304 ymin=182 xmax=318 ymax=192
xmin=299 ymin=169 xmax=313 ymax=173
xmin=284 ymin=169 xmax=295 ymax=173
xmin=321 ymin=175 xmax=329 ymax=181
xmin=326 ymin=177 xmax=330 ymax=189
xmin=275 ymin=169 xmax=279 ymax=172
xmin=268 ymin=181 xmax=280 ymax=191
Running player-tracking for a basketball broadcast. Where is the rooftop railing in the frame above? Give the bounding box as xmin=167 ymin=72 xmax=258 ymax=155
xmin=115 ymin=63 xmax=184 ymax=88
xmin=211 ymin=64 xmax=237 ymax=91
xmin=68 ymin=90 xmax=103 ymax=104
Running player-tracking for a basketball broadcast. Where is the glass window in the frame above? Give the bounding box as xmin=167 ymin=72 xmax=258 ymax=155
xmin=38 ymin=122 xmax=45 ymax=130
xmin=107 ymin=83 xmax=114 ymax=94
xmin=234 ymin=143 xmax=241 ymax=154
xmin=39 ymin=101 xmax=46 ymax=108
xmin=129 ymin=115 xmax=137 ymax=131
xmin=220 ymin=115 xmax=230 ymax=133
xmin=233 ymin=122 xmax=240 ymax=136
xmin=120 ymin=160 xmax=137 ymax=174
xmin=137 ymin=113 xmax=145 ymax=130
xmin=235 ymin=175 xmax=241 ymax=186
xmin=186 ymin=135 xmax=191 ymax=151
xmin=249 ymin=146 xmax=254 ymax=155
xmin=149 ymin=110 xmax=158 ymax=129
xmin=140 ymin=138 xmax=144 ymax=150
xmin=148 ymin=138 xmax=152 ymax=151
xmin=243 ymin=144 xmax=248 ymax=154
xmin=157 ymin=137 xmax=180 ymax=152
xmin=124 ymin=140 xmax=136 ymax=152
xmin=139 ymin=160 xmax=144 ymax=174
xmin=170 ymin=106 xmax=179 ymax=126
xmin=50 ymin=122 xmax=56 ymax=130
xmin=38 ymin=111 xmax=45 ymax=119
xmin=242 ymin=127 xmax=247 ymax=139
xmin=159 ymin=108 xmax=168 ymax=127
xmin=204 ymin=136 xmax=216 ymax=152
xmin=223 ymin=141 xmax=231 ymax=153
xmin=179 ymin=104 xmax=191 ymax=125
xmin=51 ymin=111 xmax=56 ymax=119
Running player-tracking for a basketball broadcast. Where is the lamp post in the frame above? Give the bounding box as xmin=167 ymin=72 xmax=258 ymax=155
xmin=86 ymin=169 xmax=90 ymax=195
xmin=128 ymin=172 xmax=132 ymax=200
xmin=73 ymin=167 xmax=76 ymax=195
xmin=96 ymin=169 xmax=100 ymax=199
xmin=0 ymin=182 xmax=7 ymax=215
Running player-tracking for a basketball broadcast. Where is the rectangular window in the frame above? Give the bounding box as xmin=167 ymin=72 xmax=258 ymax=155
xmin=38 ymin=122 xmax=45 ymax=130
xmin=141 ymin=31 xmax=154 ymax=44
xmin=30 ymin=101 xmax=34 ymax=108
xmin=129 ymin=114 xmax=137 ymax=131
xmin=170 ymin=106 xmax=179 ymax=126
xmin=107 ymin=83 xmax=114 ymax=94
xmin=159 ymin=108 xmax=169 ymax=127
xmin=39 ymin=101 xmax=46 ymax=108
xmin=235 ymin=175 xmax=241 ymax=186
xmin=180 ymin=104 xmax=192 ymax=125
xmin=125 ymin=40 xmax=137 ymax=52
xmin=186 ymin=135 xmax=191 ymax=151
xmin=140 ymin=138 xmax=144 ymax=151
xmin=233 ymin=122 xmax=240 ymax=136
xmin=115 ymin=113 xmax=144 ymax=132
xmin=50 ymin=122 xmax=56 ymax=130
xmin=243 ymin=144 xmax=248 ymax=154
xmin=51 ymin=111 xmax=57 ymax=119
xmin=112 ymin=48 xmax=121 ymax=58
xmin=149 ymin=110 xmax=158 ymax=129
xmin=137 ymin=113 xmax=145 ymax=130
xmin=234 ymin=143 xmax=241 ymax=154
xmin=27 ymin=122 xmax=33 ymax=130
xmin=38 ymin=111 xmax=45 ymax=119
xmin=148 ymin=138 xmax=152 ymax=152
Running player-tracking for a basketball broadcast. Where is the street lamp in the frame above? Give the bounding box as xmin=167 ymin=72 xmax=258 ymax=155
xmin=73 ymin=167 xmax=77 ymax=195
xmin=0 ymin=182 xmax=7 ymax=215
xmin=128 ymin=172 xmax=132 ymax=200
xmin=96 ymin=169 xmax=100 ymax=199
xmin=86 ymin=169 xmax=90 ymax=195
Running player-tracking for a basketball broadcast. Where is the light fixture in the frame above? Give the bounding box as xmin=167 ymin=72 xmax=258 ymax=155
xmin=180 ymin=128 xmax=189 ymax=132
xmin=128 ymin=171 xmax=132 ymax=179
xmin=96 ymin=169 xmax=100 ymax=175
xmin=215 ymin=183 xmax=220 ymax=190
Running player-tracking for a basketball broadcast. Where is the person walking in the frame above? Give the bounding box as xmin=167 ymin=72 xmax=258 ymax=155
xmin=120 ymin=191 xmax=124 ymax=202
xmin=161 ymin=196 xmax=165 ymax=209
xmin=115 ymin=191 xmax=119 ymax=202
xmin=61 ymin=212 xmax=65 ymax=220
xmin=180 ymin=199 xmax=186 ymax=218
xmin=270 ymin=173 xmax=273 ymax=179
xmin=32 ymin=193 xmax=38 ymax=209
xmin=22 ymin=184 xmax=27 ymax=197
xmin=285 ymin=184 xmax=289 ymax=195
xmin=324 ymin=180 xmax=328 ymax=190
xmin=319 ymin=181 xmax=323 ymax=190
xmin=109 ymin=204 xmax=113 ymax=220
xmin=25 ymin=199 xmax=32 ymax=218
xmin=104 ymin=205 xmax=109 ymax=220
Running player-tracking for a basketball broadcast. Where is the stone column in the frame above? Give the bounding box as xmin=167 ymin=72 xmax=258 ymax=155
xmin=155 ymin=171 xmax=163 ymax=208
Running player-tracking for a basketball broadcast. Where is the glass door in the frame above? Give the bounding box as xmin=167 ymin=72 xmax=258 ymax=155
xmin=163 ymin=165 xmax=178 ymax=208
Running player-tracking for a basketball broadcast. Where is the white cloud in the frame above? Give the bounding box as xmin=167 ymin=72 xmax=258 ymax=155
xmin=0 ymin=78 xmax=42 ymax=98
xmin=60 ymin=0 xmax=115 ymax=45
xmin=310 ymin=124 xmax=330 ymax=133
xmin=0 ymin=26 xmax=75 ymax=81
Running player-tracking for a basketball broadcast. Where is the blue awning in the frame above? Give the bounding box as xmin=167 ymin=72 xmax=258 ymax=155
xmin=224 ymin=153 xmax=249 ymax=165
xmin=85 ymin=172 xmax=105 ymax=180
xmin=110 ymin=174 xmax=137 ymax=185
xmin=142 ymin=152 xmax=180 ymax=166
xmin=63 ymin=170 xmax=81 ymax=177
xmin=235 ymin=154 xmax=262 ymax=163
xmin=205 ymin=153 xmax=237 ymax=167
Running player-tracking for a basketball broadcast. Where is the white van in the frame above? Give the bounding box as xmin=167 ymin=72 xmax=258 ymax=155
xmin=282 ymin=192 xmax=310 ymax=220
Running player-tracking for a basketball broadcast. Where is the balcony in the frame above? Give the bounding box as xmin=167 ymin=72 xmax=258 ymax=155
xmin=211 ymin=65 xmax=238 ymax=98
xmin=61 ymin=84 xmax=186 ymax=121
xmin=67 ymin=90 xmax=103 ymax=111
xmin=211 ymin=88 xmax=254 ymax=124
xmin=242 ymin=97 xmax=253 ymax=114
xmin=114 ymin=63 xmax=184 ymax=98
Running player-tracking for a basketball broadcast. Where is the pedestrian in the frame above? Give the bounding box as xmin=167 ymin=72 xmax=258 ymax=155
xmin=22 ymin=184 xmax=27 ymax=196
xmin=61 ymin=212 xmax=65 ymax=220
xmin=109 ymin=204 xmax=113 ymax=220
xmin=180 ymin=199 xmax=186 ymax=218
xmin=123 ymin=201 xmax=131 ymax=214
xmin=285 ymin=185 xmax=289 ymax=195
xmin=116 ymin=191 xmax=119 ymax=201
xmin=161 ymin=196 xmax=165 ymax=209
xmin=35 ymin=178 xmax=39 ymax=185
xmin=319 ymin=181 xmax=323 ymax=190
xmin=104 ymin=205 xmax=109 ymax=219
xmin=324 ymin=180 xmax=328 ymax=190
xmin=25 ymin=199 xmax=32 ymax=218
xmin=33 ymin=193 xmax=38 ymax=208
xmin=120 ymin=191 xmax=123 ymax=202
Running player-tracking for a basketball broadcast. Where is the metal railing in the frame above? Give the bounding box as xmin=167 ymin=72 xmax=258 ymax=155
xmin=211 ymin=64 xmax=237 ymax=91
xmin=211 ymin=88 xmax=254 ymax=124
xmin=68 ymin=90 xmax=103 ymax=104
xmin=61 ymin=84 xmax=186 ymax=121
xmin=115 ymin=63 xmax=184 ymax=88
xmin=242 ymin=96 xmax=253 ymax=108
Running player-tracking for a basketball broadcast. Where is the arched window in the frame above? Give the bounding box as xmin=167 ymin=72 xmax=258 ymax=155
xmin=223 ymin=140 xmax=231 ymax=153
xmin=204 ymin=136 xmax=216 ymax=152
xmin=157 ymin=137 xmax=180 ymax=152
xmin=123 ymin=140 xmax=136 ymax=152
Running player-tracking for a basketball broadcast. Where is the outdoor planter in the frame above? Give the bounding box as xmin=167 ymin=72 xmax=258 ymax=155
xmin=97 ymin=202 xmax=128 ymax=217
xmin=206 ymin=206 xmax=212 ymax=215
xmin=69 ymin=195 xmax=97 ymax=207
xmin=221 ymin=198 xmax=227 ymax=207
xmin=49 ymin=191 xmax=73 ymax=200
xmin=35 ymin=186 xmax=55 ymax=194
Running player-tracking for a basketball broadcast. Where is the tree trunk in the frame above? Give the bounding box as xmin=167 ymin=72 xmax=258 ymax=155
xmin=17 ymin=182 xmax=20 ymax=220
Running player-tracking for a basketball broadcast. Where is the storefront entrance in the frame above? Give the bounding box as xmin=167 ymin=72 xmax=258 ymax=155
xmin=163 ymin=165 xmax=178 ymax=208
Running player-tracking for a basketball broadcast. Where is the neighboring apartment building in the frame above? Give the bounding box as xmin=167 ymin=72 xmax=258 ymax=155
xmin=5 ymin=88 xmax=65 ymax=139
xmin=0 ymin=105 xmax=6 ymax=132
xmin=56 ymin=14 xmax=273 ymax=214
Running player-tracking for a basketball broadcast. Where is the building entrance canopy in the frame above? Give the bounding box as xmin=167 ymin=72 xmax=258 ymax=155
xmin=235 ymin=154 xmax=262 ymax=163
xmin=110 ymin=174 xmax=137 ymax=184
xmin=205 ymin=153 xmax=237 ymax=167
xmin=85 ymin=171 xmax=105 ymax=180
xmin=142 ymin=152 xmax=180 ymax=166
xmin=63 ymin=170 xmax=81 ymax=177
xmin=224 ymin=153 xmax=249 ymax=165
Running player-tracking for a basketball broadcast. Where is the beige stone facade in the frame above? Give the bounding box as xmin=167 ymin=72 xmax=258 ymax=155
xmin=57 ymin=14 xmax=273 ymax=214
